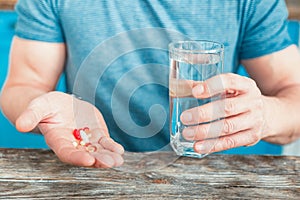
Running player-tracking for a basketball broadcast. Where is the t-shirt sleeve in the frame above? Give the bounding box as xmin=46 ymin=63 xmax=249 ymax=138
xmin=239 ymin=0 xmax=293 ymax=59
xmin=15 ymin=0 xmax=64 ymax=43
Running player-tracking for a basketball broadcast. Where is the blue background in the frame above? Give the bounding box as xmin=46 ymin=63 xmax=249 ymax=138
xmin=0 ymin=11 xmax=299 ymax=154
xmin=0 ymin=11 xmax=66 ymax=149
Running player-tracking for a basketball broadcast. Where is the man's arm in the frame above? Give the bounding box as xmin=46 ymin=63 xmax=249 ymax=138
xmin=0 ymin=37 xmax=124 ymax=167
xmin=180 ymin=45 xmax=300 ymax=154
xmin=242 ymin=45 xmax=300 ymax=144
xmin=0 ymin=37 xmax=65 ymax=128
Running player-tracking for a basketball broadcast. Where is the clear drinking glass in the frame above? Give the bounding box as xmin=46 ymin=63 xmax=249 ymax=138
xmin=169 ymin=40 xmax=224 ymax=158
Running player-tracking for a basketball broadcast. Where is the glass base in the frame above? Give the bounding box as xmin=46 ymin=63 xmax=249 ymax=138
xmin=171 ymin=139 xmax=208 ymax=158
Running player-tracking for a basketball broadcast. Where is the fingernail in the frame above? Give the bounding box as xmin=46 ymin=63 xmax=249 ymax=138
xmin=114 ymin=145 xmax=125 ymax=155
xmin=184 ymin=129 xmax=195 ymax=140
xmin=101 ymin=154 xmax=115 ymax=167
xmin=181 ymin=112 xmax=193 ymax=122
xmin=115 ymin=156 xmax=124 ymax=166
xmin=192 ymin=84 xmax=204 ymax=96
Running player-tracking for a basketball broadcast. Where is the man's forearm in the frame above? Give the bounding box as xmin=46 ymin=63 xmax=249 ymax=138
xmin=0 ymin=85 xmax=47 ymax=126
xmin=263 ymin=85 xmax=300 ymax=144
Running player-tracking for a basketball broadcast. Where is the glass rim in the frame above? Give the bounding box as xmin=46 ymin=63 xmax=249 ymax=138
xmin=169 ymin=40 xmax=224 ymax=54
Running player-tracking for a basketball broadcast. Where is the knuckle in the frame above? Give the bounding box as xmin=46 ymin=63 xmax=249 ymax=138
xmin=28 ymin=100 xmax=43 ymax=117
xmin=250 ymin=131 xmax=260 ymax=144
xmin=222 ymin=137 xmax=236 ymax=149
xmin=256 ymin=115 xmax=264 ymax=126
xmin=250 ymin=102 xmax=264 ymax=124
xmin=248 ymin=79 xmax=261 ymax=95
xmin=218 ymin=137 xmax=236 ymax=150
xmin=197 ymin=107 xmax=206 ymax=121
xmin=224 ymin=119 xmax=235 ymax=133
xmin=31 ymin=109 xmax=42 ymax=123
xmin=228 ymin=75 xmax=237 ymax=88
xmin=196 ymin=125 xmax=208 ymax=139
xmin=248 ymin=78 xmax=257 ymax=88
xmin=224 ymin=100 xmax=235 ymax=115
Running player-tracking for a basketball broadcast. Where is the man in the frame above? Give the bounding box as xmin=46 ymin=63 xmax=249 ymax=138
xmin=1 ymin=0 xmax=300 ymax=168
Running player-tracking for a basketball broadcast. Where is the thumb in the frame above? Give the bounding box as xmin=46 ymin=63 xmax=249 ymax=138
xmin=16 ymin=97 xmax=51 ymax=133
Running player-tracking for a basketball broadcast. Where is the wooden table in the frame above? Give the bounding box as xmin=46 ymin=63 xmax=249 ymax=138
xmin=0 ymin=149 xmax=299 ymax=199
xmin=0 ymin=0 xmax=300 ymax=20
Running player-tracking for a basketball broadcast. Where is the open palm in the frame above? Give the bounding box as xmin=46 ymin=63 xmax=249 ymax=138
xmin=16 ymin=92 xmax=124 ymax=168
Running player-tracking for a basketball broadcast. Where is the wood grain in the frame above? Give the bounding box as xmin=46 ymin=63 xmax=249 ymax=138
xmin=0 ymin=149 xmax=299 ymax=199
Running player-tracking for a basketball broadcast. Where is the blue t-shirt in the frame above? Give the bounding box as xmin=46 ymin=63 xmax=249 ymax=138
xmin=15 ymin=0 xmax=292 ymax=152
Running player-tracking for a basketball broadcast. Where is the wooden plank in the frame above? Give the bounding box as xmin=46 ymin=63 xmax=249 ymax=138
xmin=0 ymin=0 xmax=300 ymax=20
xmin=0 ymin=149 xmax=299 ymax=199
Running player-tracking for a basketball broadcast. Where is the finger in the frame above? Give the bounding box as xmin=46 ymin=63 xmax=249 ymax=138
xmin=44 ymin=128 xmax=96 ymax=166
xmin=182 ymin=112 xmax=255 ymax=141
xmin=59 ymin=146 xmax=96 ymax=167
xmin=73 ymin=100 xmax=110 ymax=137
xmin=192 ymin=73 xmax=259 ymax=98
xmin=181 ymin=95 xmax=262 ymax=125
xmin=16 ymin=97 xmax=52 ymax=132
xmin=49 ymin=137 xmax=96 ymax=167
xmin=89 ymin=128 xmax=109 ymax=143
xmin=91 ymin=149 xmax=124 ymax=168
xmin=45 ymin=128 xmax=123 ymax=168
xmin=98 ymin=136 xmax=125 ymax=155
xmin=194 ymin=129 xmax=261 ymax=154
xmin=169 ymin=78 xmax=200 ymax=98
